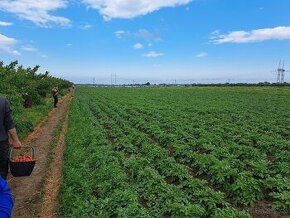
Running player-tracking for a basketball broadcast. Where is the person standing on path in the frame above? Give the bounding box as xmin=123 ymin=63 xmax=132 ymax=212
xmin=0 ymin=96 xmax=22 ymax=180
xmin=52 ymin=87 xmax=59 ymax=108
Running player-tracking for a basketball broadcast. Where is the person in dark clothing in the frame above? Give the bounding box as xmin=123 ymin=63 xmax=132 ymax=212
xmin=0 ymin=96 xmax=22 ymax=180
xmin=0 ymin=177 xmax=13 ymax=217
xmin=52 ymin=87 xmax=59 ymax=108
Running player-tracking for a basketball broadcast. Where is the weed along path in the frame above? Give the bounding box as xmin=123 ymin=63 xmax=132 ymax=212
xmin=8 ymin=93 xmax=72 ymax=218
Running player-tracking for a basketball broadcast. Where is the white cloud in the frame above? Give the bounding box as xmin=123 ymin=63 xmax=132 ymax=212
xmin=11 ymin=50 xmax=21 ymax=55
xmin=0 ymin=33 xmax=20 ymax=55
xmin=0 ymin=21 xmax=13 ymax=26
xmin=66 ymin=43 xmax=72 ymax=46
xmin=114 ymin=30 xmax=130 ymax=39
xmin=0 ymin=0 xmax=70 ymax=27
xmin=41 ymin=54 xmax=48 ymax=58
xmin=21 ymin=46 xmax=38 ymax=52
xmin=81 ymin=24 xmax=93 ymax=30
xmin=133 ymin=43 xmax=143 ymax=49
xmin=0 ymin=34 xmax=16 ymax=46
xmin=82 ymin=0 xmax=192 ymax=20
xmin=196 ymin=52 xmax=207 ymax=58
xmin=143 ymin=51 xmax=164 ymax=57
xmin=114 ymin=29 xmax=161 ymax=42
xmin=211 ymin=26 xmax=290 ymax=44
xmin=136 ymin=29 xmax=161 ymax=42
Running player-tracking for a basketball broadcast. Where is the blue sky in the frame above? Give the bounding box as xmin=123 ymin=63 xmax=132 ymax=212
xmin=1 ymin=0 xmax=290 ymax=84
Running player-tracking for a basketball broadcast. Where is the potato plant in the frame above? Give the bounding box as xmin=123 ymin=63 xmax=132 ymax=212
xmin=60 ymin=86 xmax=290 ymax=217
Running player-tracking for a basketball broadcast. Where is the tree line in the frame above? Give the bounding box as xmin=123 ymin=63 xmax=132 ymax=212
xmin=0 ymin=60 xmax=72 ymax=134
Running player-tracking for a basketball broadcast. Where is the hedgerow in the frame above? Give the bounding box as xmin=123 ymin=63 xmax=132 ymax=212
xmin=0 ymin=60 xmax=72 ymax=135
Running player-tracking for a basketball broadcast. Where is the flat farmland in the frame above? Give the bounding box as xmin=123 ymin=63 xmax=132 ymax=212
xmin=60 ymin=86 xmax=290 ymax=217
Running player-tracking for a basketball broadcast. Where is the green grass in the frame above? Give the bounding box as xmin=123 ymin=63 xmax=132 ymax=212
xmin=18 ymin=97 xmax=58 ymax=139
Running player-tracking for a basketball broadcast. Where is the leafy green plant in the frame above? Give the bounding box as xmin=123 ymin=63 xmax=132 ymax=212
xmin=271 ymin=191 xmax=290 ymax=213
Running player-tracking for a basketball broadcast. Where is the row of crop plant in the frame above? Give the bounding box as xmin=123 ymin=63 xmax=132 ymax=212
xmin=76 ymin=87 xmax=290 ymax=214
xmin=59 ymin=97 xmax=150 ymax=217
xmin=60 ymin=89 xmax=250 ymax=217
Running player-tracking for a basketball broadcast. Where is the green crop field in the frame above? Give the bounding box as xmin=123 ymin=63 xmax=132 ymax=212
xmin=60 ymin=86 xmax=290 ymax=217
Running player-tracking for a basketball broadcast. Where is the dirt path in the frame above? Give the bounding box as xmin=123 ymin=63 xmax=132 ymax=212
xmin=8 ymin=94 xmax=72 ymax=218
xmin=39 ymin=105 xmax=69 ymax=218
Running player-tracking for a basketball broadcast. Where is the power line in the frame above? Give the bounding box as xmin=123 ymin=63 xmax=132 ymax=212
xmin=276 ymin=59 xmax=289 ymax=83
